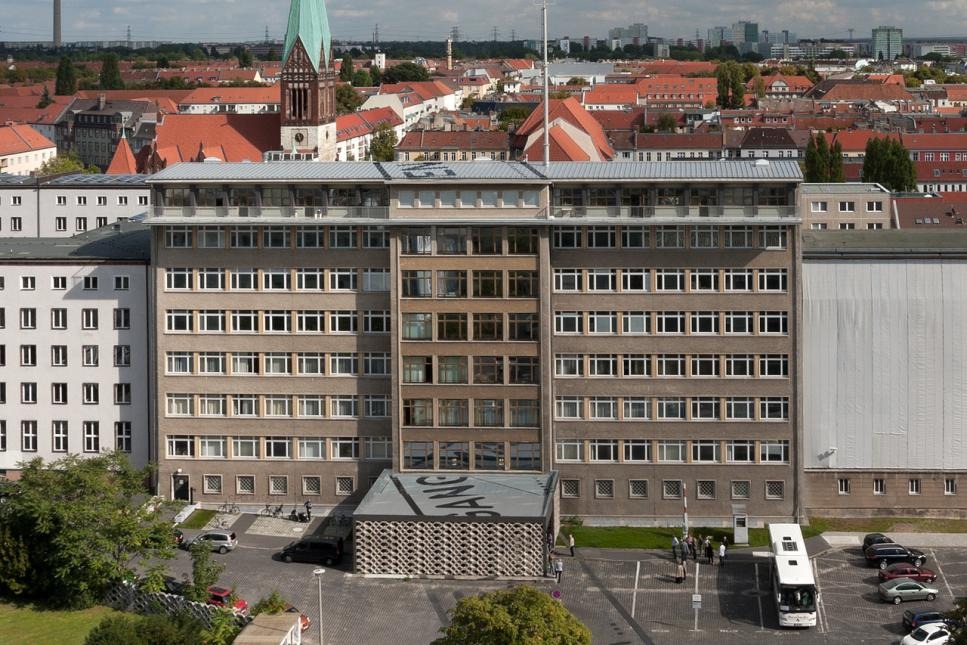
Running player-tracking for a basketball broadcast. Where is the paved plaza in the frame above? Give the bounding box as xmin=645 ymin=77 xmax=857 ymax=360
xmin=167 ymin=518 xmax=967 ymax=644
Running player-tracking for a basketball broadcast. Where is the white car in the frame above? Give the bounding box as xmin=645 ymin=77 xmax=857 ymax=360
xmin=901 ymin=623 xmax=951 ymax=645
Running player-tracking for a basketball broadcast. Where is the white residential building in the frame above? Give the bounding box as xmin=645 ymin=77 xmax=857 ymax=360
xmin=0 ymin=221 xmax=151 ymax=475
xmin=0 ymin=174 xmax=150 ymax=238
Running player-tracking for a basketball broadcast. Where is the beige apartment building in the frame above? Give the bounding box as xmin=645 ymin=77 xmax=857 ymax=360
xmin=147 ymin=159 xmax=802 ymax=526
xmin=799 ymin=183 xmax=893 ymax=231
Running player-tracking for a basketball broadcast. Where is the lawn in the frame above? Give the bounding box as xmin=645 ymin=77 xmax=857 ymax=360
xmin=807 ymin=516 xmax=967 ymax=534
xmin=560 ymin=523 xmax=825 ymax=550
xmin=177 ymin=508 xmax=216 ymax=529
xmin=0 ymin=602 xmax=118 ymax=644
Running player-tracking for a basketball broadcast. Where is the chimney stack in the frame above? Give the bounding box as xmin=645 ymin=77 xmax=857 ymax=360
xmin=53 ymin=0 xmax=62 ymax=48
xmin=98 ymin=94 xmax=106 ymax=111
xmin=446 ymin=37 xmax=453 ymax=72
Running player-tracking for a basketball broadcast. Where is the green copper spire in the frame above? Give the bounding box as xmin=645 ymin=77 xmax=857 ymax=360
xmin=282 ymin=0 xmax=332 ymax=72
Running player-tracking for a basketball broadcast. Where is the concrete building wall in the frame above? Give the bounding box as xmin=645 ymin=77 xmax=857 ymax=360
xmin=0 ymin=181 xmax=150 ymax=238
xmin=799 ymin=184 xmax=893 ymax=231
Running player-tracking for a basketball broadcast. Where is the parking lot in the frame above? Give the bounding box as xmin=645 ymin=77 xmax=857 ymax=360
xmin=167 ymin=517 xmax=967 ymax=644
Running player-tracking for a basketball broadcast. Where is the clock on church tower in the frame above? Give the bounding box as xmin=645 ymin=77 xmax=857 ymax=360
xmin=279 ymin=0 xmax=338 ymax=161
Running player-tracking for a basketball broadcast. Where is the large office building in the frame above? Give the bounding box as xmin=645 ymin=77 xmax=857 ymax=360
xmin=147 ymin=159 xmax=802 ymax=526
xmin=872 ymin=26 xmax=903 ymax=61
xmin=0 ymin=221 xmax=152 ymax=477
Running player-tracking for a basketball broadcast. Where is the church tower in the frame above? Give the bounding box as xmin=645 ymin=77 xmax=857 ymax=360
xmin=280 ymin=0 xmax=338 ymax=161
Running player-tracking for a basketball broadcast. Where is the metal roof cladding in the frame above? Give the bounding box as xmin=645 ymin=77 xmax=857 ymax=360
xmin=147 ymin=159 xmax=803 ymax=184
xmin=45 ymin=174 xmax=148 ymax=186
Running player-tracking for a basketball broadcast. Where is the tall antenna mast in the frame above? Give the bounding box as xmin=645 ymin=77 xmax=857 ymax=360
xmin=540 ymin=0 xmax=550 ymax=167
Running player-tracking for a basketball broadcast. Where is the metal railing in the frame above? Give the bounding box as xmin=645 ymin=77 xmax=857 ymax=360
xmin=151 ymin=205 xmax=390 ymax=219
xmin=550 ymin=205 xmax=798 ymax=219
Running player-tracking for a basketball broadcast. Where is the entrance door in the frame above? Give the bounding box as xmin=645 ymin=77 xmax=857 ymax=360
xmin=172 ymin=474 xmax=190 ymax=501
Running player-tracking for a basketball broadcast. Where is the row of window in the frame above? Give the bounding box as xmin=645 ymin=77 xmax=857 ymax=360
xmin=166 ymin=351 xmax=391 ymax=377
xmin=165 ymin=226 xmax=389 ymax=249
xmin=401 ymin=440 xmax=541 ymax=471
xmin=10 ymin=275 xmax=130 ymax=291
xmin=555 ymin=353 xmax=788 ymax=378
xmin=838 ymin=477 xmax=958 ymax=496
xmin=197 ymin=473 xmax=358 ymax=497
xmin=166 ymin=435 xmax=389 ymax=461
xmin=550 ymin=226 xmax=787 ymax=250
xmin=164 ymin=267 xmax=391 ymax=292
xmin=561 ymin=478 xmax=786 ymax=502
xmin=5 ymin=307 xmax=131 ymax=331
xmin=555 ymin=439 xmax=789 ymax=464
xmin=0 ymin=419 xmax=132 ymax=453
xmin=1 ymin=216 xmax=132 ymax=234
xmin=0 ymin=344 xmax=129 ymax=368
xmin=165 ymin=310 xmax=390 ymax=334
xmin=400 ymin=398 xmax=540 ymax=428
xmin=165 ymin=394 xmax=390 ymax=419
xmin=402 ymin=270 xmax=537 ymax=299
xmin=397 ymin=190 xmax=540 ymax=210
xmin=400 ymin=312 xmax=538 ymax=342
xmin=49 ymin=195 xmax=147 ymax=207
xmin=402 ymin=355 xmax=538 ymax=385
xmin=553 ymin=396 xmax=789 ymax=421
xmin=552 ymin=268 xmax=787 ymax=293
xmin=553 ymin=310 xmax=789 ymax=335
xmin=809 ymin=200 xmax=884 ymax=214
xmin=1 ymin=382 xmax=131 ymax=405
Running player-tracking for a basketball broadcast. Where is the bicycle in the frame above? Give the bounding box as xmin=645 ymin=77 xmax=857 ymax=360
xmin=260 ymin=504 xmax=284 ymax=518
xmin=259 ymin=504 xmax=274 ymax=517
xmin=218 ymin=502 xmax=240 ymax=514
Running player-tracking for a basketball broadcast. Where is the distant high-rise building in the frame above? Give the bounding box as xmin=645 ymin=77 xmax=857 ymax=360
xmin=607 ymin=22 xmax=647 ymax=49
xmin=707 ymin=26 xmax=729 ymax=49
xmin=872 ymin=25 xmax=903 ymax=60
xmin=731 ymin=21 xmax=758 ymax=44
xmin=583 ymin=35 xmax=591 ymax=51
xmin=53 ymin=0 xmax=62 ymax=47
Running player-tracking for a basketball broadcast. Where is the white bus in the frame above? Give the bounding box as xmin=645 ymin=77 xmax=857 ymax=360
xmin=768 ymin=523 xmax=817 ymax=628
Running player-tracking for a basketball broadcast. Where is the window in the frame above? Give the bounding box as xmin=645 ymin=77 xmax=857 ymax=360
xmin=20 ymin=344 xmax=36 ymax=366
xmin=263 ymin=269 xmax=291 ymax=291
xmin=21 ymin=421 xmax=37 ymax=452
xmin=589 ymin=440 xmax=618 ymax=462
xmin=555 ymin=354 xmax=583 ymax=377
xmin=400 ymin=229 xmax=432 ymax=254
xmin=810 ymin=201 xmax=828 ymax=213
xmin=731 ymin=480 xmax=750 ymax=499
xmin=402 ymin=313 xmax=432 ymax=340
xmin=656 ymin=312 xmax=684 ymax=334
xmin=690 ymin=311 xmax=719 ymax=334
xmin=197 ymin=269 xmax=223 ymax=291
xmin=656 ymin=226 xmax=684 ymax=248
xmin=554 ymin=269 xmax=583 ymax=292
xmin=165 ymin=310 xmax=192 ymax=332
xmin=837 ymin=478 xmax=851 ymax=495
xmin=75 ymin=217 xmax=88 ymax=232
xmin=690 ymin=226 xmax=718 ymax=248
xmin=473 ymin=313 xmax=503 ymax=340
xmin=262 ymin=227 xmax=290 ymax=248
xmin=587 ymin=269 xmax=616 ymax=292
xmin=82 ymin=345 xmax=99 ymax=367
xmin=655 ymin=269 xmax=684 ymax=291
xmin=662 ymin=480 xmax=683 ymax=499
xmin=909 ymin=479 xmax=921 ymax=495
xmin=364 ymin=395 xmax=390 ymax=418
xmin=364 ymin=352 xmax=390 ymax=376
xmin=553 ymin=226 xmax=581 ymax=248
xmin=696 ymin=480 xmax=716 ymax=499
xmin=236 ymin=475 xmax=255 ymax=494
xmin=561 ymin=480 xmax=580 ymax=498
xmin=509 ymin=357 xmax=538 ymax=384
xmin=760 ymin=355 xmax=788 ymax=377
xmin=692 ymin=441 xmax=719 ymax=462
xmin=298 ymin=395 xmax=325 ymax=417
xmin=20 ymin=308 xmax=35 ymax=329
xmin=724 ymin=269 xmax=753 ymax=292
xmin=555 ymin=397 xmax=582 ymax=419
xmin=437 ymin=313 xmax=467 ymax=340
xmin=332 ymin=437 xmax=359 ymax=460
xmin=363 ymin=227 xmax=389 ymax=248
xmin=197 ymin=310 xmax=224 ymax=333
xmin=329 ymin=226 xmax=357 ymax=248
xmin=233 ymin=437 xmax=259 ymax=458
xmin=589 ymin=355 xmax=617 ymax=377
xmin=765 ymin=481 xmax=785 ymax=500
xmin=508 ymin=228 xmax=538 ymax=254
xmin=266 ymin=437 xmax=291 ymax=459
xmin=232 ymin=353 xmax=258 ymax=375
xmin=81 ymin=308 xmax=99 ymax=330
xmin=589 ymin=397 xmax=617 ymax=419
xmin=760 ymin=397 xmax=789 ymax=420
xmin=329 ymin=268 xmax=357 ymax=291
xmin=508 ymin=271 xmax=537 ymax=298
xmin=726 ymin=355 xmax=753 ymax=377
xmin=51 ymin=276 xmax=66 ymax=290
xmin=114 ymin=383 xmax=131 ymax=405
xmin=230 ymin=227 xmax=257 ymax=248
xmin=330 ymin=353 xmax=358 ymax=375
xmin=588 ymin=311 xmax=616 ymax=334
xmin=329 ymin=311 xmax=357 ymax=333
xmin=269 ymin=476 xmax=288 ymax=496
xmin=166 ymin=394 xmax=193 ymax=416
xmin=873 ymin=478 xmax=886 ymax=495
xmin=621 ymin=269 xmax=649 ymax=292
xmin=52 ymin=420 xmax=69 ymax=451
xmin=726 ymin=397 xmax=754 ymax=420
xmin=297 ymin=310 xmax=325 ymax=332
xmin=231 ymin=269 xmax=257 ymax=290
xmin=623 ymin=397 xmax=649 ymax=420
xmin=946 ymin=478 xmax=957 ymax=495
xmin=759 ymin=226 xmax=787 ymax=249
xmin=364 ymin=311 xmax=390 ymax=333
xmin=263 ymin=311 xmax=290 ymax=333
xmin=231 ymin=310 xmax=258 ymax=332
xmin=656 ymin=355 xmax=684 ymax=377
xmin=265 ymin=396 xmax=292 ymax=417
xmin=51 ymin=382 xmax=67 ymax=404
xmin=554 ymin=312 xmax=583 ymax=334
xmin=473 ymin=356 xmax=503 ymax=384
xmin=200 ymin=436 xmax=226 ymax=457
xmin=198 ymin=227 xmax=224 ymax=248
xmin=727 ymin=441 xmax=755 ymax=463
xmin=166 ymin=227 xmax=192 ymax=248
xmin=51 ymin=345 xmax=67 ymax=366
xmin=21 ymin=276 xmax=36 ymax=291
xmin=472 ymin=270 xmax=503 ymax=298
xmin=82 ymin=383 xmax=99 ymax=404
xmin=839 ymin=201 xmax=855 ymax=213
xmin=867 ymin=201 xmax=884 ymax=212
xmin=113 ymin=308 xmax=131 ymax=330
xmin=691 ymin=397 xmax=720 ymax=420
xmin=593 ymin=480 xmax=614 ymax=499
xmin=759 ymin=311 xmax=788 ymax=335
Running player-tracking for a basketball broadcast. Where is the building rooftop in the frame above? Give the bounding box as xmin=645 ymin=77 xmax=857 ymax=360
xmin=803 ymin=230 xmax=967 ymax=257
xmin=0 ymin=219 xmax=150 ymax=262
xmin=147 ymin=159 xmax=803 ymax=184
xmin=800 ymin=182 xmax=890 ymax=194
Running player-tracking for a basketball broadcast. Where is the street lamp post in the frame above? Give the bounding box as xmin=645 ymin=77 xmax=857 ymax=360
xmin=313 ymin=568 xmax=326 ymax=645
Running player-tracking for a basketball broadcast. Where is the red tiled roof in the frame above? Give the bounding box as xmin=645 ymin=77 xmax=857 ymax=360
xmin=504 ymin=59 xmax=534 ymax=71
xmin=106 ymin=136 xmax=138 ymax=175
xmin=635 ymin=133 xmax=723 ymax=150
xmin=524 ymin=124 xmax=591 ymax=162
xmin=179 ymin=87 xmax=281 ymax=105
xmin=914 ymin=160 xmax=967 ymax=181
xmin=397 ymin=130 xmax=509 ymax=151
xmin=902 ymin=133 xmax=967 ymax=151
xmin=590 ymin=108 xmax=644 ymax=131
xmin=829 ymin=130 xmax=900 ymax=152
xmin=894 ymin=196 xmax=967 ymax=228
xmin=152 ymin=114 xmax=280 ymax=165
xmin=630 ymin=61 xmax=716 ymax=75
xmin=583 ymin=85 xmax=638 ymax=105
xmin=0 ymin=123 xmax=55 ymax=156
xmin=517 ymin=97 xmax=613 ymax=160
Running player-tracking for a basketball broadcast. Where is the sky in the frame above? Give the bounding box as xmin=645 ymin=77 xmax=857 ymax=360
xmin=3 ymin=0 xmax=967 ymax=44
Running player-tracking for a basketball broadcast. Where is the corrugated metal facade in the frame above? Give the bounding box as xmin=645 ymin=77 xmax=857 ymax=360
xmin=803 ymin=259 xmax=967 ymax=470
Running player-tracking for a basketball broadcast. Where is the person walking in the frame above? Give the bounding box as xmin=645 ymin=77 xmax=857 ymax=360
xmin=685 ymin=534 xmax=696 ymax=561
xmin=675 ymin=560 xmax=685 ymax=584
xmin=568 ymin=533 xmax=576 ymax=557
xmin=303 ymin=500 xmax=312 ymax=520
xmin=672 ymin=535 xmax=680 ymax=560
xmin=681 ymin=537 xmax=690 ymax=561
xmin=553 ymin=555 xmax=564 ymax=583
xmin=705 ymin=539 xmax=714 ymax=565
xmin=719 ymin=541 xmax=727 ymax=566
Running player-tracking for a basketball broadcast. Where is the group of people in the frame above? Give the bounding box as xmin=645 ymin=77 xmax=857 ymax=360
xmin=547 ymin=532 xmax=577 ymax=583
xmin=672 ymin=534 xmax=728 ymax=583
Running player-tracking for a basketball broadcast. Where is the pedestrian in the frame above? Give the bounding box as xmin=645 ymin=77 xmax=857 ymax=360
xmin=681 ymin=558 xmax=688 ymax=581
xmin=719 ymin=541 xmax=727 ymax=566
xmin=568 ymin=533 xmax=576 ymax=557
xmin=675 ymin=560 xmax=685 ymax=584
xmin=547 ymin=529 xmax=554 ymax=550
xmin=671 ymin=535 xmax=680 ymax=560
xmin=304 ymin=500 xmax=312 ymax=520
xmin=548 ymin=554 xmax=556 ymax=578
xmin=705 ymin=540 xmax=714 ymax=565
xmin=722 ymin=535 xmax=728 ymax=548
xmin=688 ymin=535 xmax=697 ymax=561
xmin=553 ymin=556 xmax=564 ymax=584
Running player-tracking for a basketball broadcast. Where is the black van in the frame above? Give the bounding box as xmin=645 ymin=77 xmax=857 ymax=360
xmin=279 ymin=537 xmax=343 ymax=565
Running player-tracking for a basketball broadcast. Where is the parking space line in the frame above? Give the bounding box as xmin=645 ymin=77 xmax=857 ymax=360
xmin=930 ymin=549 xmax=955 ymax=600
xmin=755 ymin=563 xmax=765 ymax=631
xmin=631 ymin=560 xmax=640 ymax=619
xmin=812 ymin=558 xmax=828 ymax=634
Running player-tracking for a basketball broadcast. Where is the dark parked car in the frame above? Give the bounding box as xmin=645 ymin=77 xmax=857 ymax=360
xmin=162 ymin=576 xmax=188 ymax=596
xmin=279 ymin=537 xmax=343 ymax=565
xmin=880 ymin=563 xmax=938 ymax=583
xmin=904 ymin=609 xmax=961 ymax=632
xmin=863 ymin=532 xmax=894 ymax=551
xmin=866 ymin=543 xmax=926 ymax=569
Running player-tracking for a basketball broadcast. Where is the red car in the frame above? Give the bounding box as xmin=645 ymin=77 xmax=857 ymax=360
xmin=879 ymin=563 xmax=938 ymax=583
xmin=207 ymin=586 xmax=249 ymax=614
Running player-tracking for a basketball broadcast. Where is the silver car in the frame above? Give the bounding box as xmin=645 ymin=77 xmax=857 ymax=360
xmin=879 ymin=578 xmax=940 ymax=604
xmin=186 ymin=530 xmax=237 ymax=554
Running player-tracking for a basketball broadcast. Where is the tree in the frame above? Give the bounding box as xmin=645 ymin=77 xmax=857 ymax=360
xmin=433 ymin=585 xmax=591 ymax=645
xmin=730 ymin=66 xmax=745 ymax=108
xmin=99 ymin=53 xmax=124 ymax=90
xmin=37 ymin=151 xmax=99 ymax=176
xmin=157 ymin=56 xmax=170 ymax=68
xmin=352 ymin=69 xmax=373 ymax=87
xmin=340 ymin=54 xmax=354 ymax=82
xmin=251 ymin=590 xmax=289 ymax=616
xmin=382 ymin=62 xmax=429 ymax=83
xmin=335 ymin=83 xmax=363 ymax=114
xmin=369 ymin=64 xmax=382 ymax=85
xmin=55 ymin=56 xmax=76 ymax=95
xmin=814 ymin=134 xmax=831 ymax=183
xmin=498 ymin=106 xmax=531 ymax=131
xmin=368 ymin=123 xmax=398 ymax=162
xmin=656 ymin=113 xmax=677 ymax=133
xmin=753 ymin=75 xmax=766 ymax=99
xmin=186 ymin=540 xmax=224 ymax=603
xmin=37 ymin=85 xmax=53 ymax=109
xmin=715 ymin=61 xmax=745 ymax=109
xmin=0 ymin=453 xmax=174 ymax=608
xmin=566 ymin=77 xmax=585 ymax=86
xmin=237 ymin=49 xmax=253 ymax=68
xmin=829 ymin=141 xmax=845 ymax=183
xmin=947 ymin=597 xmax=967 ymax=644
xmin=85 ymin=613 xmax=206 ymax=645
xmin=862 ymin=137 xmax=917 ymax=191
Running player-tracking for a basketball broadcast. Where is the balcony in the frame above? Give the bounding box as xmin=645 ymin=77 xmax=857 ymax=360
xmin=549 ymin=205 xmax=798 ymax=220
xmin=150 ymin=205 xmax=390 ymax=220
